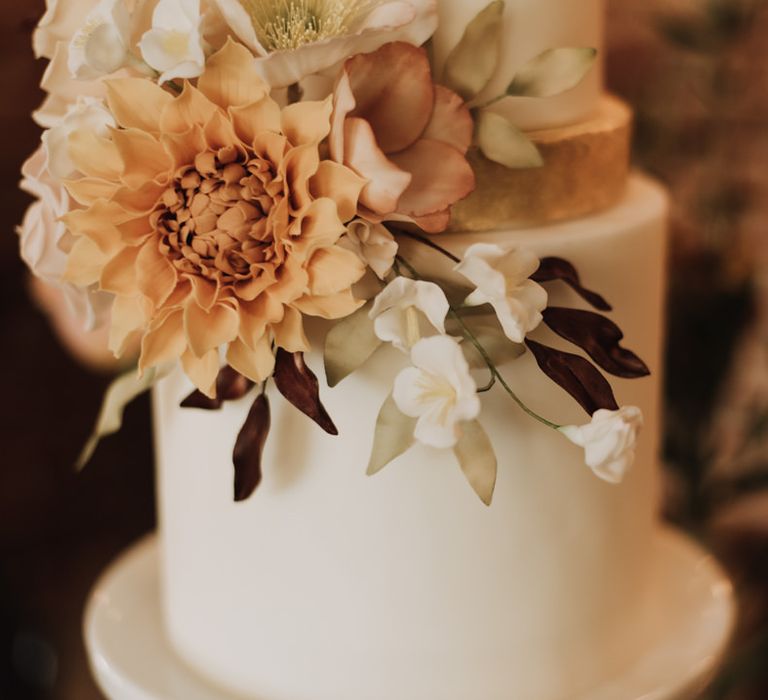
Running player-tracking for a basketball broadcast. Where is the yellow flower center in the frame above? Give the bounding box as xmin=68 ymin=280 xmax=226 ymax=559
xmin=161 ymin=31 xmax=191 ymax=59
xmin=238 ymin=0 xmax=373 ymax=51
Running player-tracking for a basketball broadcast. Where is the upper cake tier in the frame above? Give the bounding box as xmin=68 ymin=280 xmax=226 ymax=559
xmin=433 ymin=0 xmax=605 ymax=130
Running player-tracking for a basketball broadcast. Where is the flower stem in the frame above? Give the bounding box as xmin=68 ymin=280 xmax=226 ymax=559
xmin=396 ymin=255 xmax=561 ymax=431
xmin=394 ymin=229 xmax=462 ymax=264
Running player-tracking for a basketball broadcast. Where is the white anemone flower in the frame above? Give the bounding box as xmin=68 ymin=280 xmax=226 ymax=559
xmin=343 ymin=218 xmax=398 ymax=280
xmin=560 ymin=407 xmax=644 ymax=484
xmin=68 ymin=0 xmax=132 ymax=79
xmin=393 ymin=335 xmax=480 ymax=449
xmin=41 ymin=97 xmax=116 ymax=180
xmin=139 ymin=0 xmax=206 ymax=83
xmin=455 ymin=243 xmax=548 ymax=344
xmin=212 ymin=0 xmax=437 ymax=87
xmin=370 ymin=277 xmax=449 ymax=352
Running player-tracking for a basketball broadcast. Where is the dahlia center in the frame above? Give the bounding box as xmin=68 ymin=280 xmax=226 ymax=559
xmin=153 ymin=144 xmax=282 ymax=285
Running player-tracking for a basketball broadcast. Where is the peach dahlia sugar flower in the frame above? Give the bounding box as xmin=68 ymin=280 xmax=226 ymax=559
xmin=330 ymin=41 xmax=475 ymax=234
xmin=62 ymin=40 xmax=367 ymax=397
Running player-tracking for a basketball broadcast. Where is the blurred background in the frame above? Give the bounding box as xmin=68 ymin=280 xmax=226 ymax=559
xmin=2 ymin=0 xmax=768 ymax=697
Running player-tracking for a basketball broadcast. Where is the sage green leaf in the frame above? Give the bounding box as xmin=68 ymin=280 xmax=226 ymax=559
xmin=476 ymin=110 xmax=543 ymax=169
xmin=506 ymin=47 xmax=597 ymax=98
xmin=447 ymin=317 xmax=525 ymax=369
xmin=324 ymin=302 xmax=382 ymax=387
xmin=454 ymin=420 xmax=498 ymax=506
xmin=367 ymin=393 xmax=416 ymax=476
xmin=442 ymin=0 xmax=505 ymax=101
xmin=76 ymin=366 xmax=160 ymax=470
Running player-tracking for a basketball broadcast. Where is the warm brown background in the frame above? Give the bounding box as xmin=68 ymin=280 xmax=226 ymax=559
xmin=2 ymin=1 xmax=768 ymax=699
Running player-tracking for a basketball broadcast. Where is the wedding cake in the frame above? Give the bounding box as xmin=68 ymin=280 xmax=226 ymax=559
xmin=22 ymin=0 xmax=679 ymax=698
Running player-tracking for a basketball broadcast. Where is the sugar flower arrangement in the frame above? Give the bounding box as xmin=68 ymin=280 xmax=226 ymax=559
xmin=20 ymin=0 xmax=647 ymax=505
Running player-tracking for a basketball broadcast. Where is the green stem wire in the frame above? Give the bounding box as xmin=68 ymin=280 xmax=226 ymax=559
xmin=395 ymin=255 xmax=561 ymax=432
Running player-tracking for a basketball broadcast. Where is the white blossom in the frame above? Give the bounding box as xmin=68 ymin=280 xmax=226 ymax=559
xmin=41 ymin=97 xmax=116 ymax=181
xmin=342 ymin=218 xmax=398 ymax=280
xmin=68 ymin=0 xmax=132 ymax=79
xmin=455 ymin=243 xmax=547 ymax=343
xmin=393 ymin=335 xmax=480 ymax=449
xmin=369 ymin=277 xmax=449 ymax=352
xmin=139 ymin=0 xmax=206 ymax=84
xmin=560 ymin=407 xmax=644 ymax=484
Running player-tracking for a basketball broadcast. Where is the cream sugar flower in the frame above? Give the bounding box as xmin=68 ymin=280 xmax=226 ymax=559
xmin=369 ymin=277 xmax=449 ymax=352
xmin=61 ymin=40 xmax=367 ymax=398
xmin=455 ymin=243 xmax=548 ymax=343
xmin=68 ymin=0 xmax=132 ymax=79
xmin=342 ymin=218 xmax=397 ymax=280
xmin=140 ymin=0 xmax=207 ymax=83
xmin=393 ymin=335 xmax=480 ymax=449
xmin=560 ymin=407 xmax=644 ymax=484
xmin=212 ymin=0 xmax=437 ymax=87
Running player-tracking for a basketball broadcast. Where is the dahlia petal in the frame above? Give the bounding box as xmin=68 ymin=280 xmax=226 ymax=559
xmin=184 ymin=300 xmax=239 ymax=358
xmin=273 ymin=306 xmax=310 ymax=353
xmin=238 ymin=294 xmax=285 ymax=351
xmin=233 ymin=270 xmax=276 ymax=302
xmin=117 ymin=216 xmax=154 ymax=245
xmin=226 ymin=336 xmax=275 ymax=385
xmin=110 ymin=128 xmax=172 ymax=189
xmin=198 ymin=39 xmax=268 ymax=108
xmin=65 ymin=177 xmax=120 ymax=207
xmin=292 ymin=289 xmax=364 ymax=320
xmin=281 ymin=97 xmax=333 ymax=147
xmin=62 ymin=203 xmax=126 ymax=255
xmin=63 ymin=236 xmax=111 ymax=287
xmin=159 ymin=84 xmax=218 ymax=134
xmin=307 ymin=246 xmax=366 ymax=297
xmin=345 ymin=42 xmax=434 ymax=153
xmin=111 ymin=181 xmax=167 ymax=214
xmin=136 ymin=240 xmax=178 ymax=309
xmin=281 ymin=144 xmax=320 ymax=213
xmin=292 ymin=198 xmax=348 ymax=258
xmin=110 ymin=295 xmax=150 ymax=356
xmin=229 ymin=99 xmax=281 ymax=145
xmin=140 ymin=309 xmax=186 ymax=371
xmin=310 ymin=161 xmax=366 ymax=223
xmin=390 ymin=139 xmax=475 ymax=217
xmin=204 ymin=109 xmax=243 ymax=151
xmin=181 ymin=348 xmax=221 ymax=399
xmin=343 ymin=117 xmax=411 ymax=215
xmin=106 ymin=78 xmax=173 ymax=133
xmin=188 ymin=275 xmax=219 ymax=311
xmin=161 ymin=125 xmax=208 ymax=168
xmin=101 ymin=245 xmax=141 ymax=295
xmin=68 ymin=130 xmax=122 ymax=180
xmin=423 ymin=86 xmax=474 ymax=154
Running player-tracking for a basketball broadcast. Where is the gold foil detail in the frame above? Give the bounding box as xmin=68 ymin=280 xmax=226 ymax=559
xmin=449 ymin=95 xmax=632 ymax=232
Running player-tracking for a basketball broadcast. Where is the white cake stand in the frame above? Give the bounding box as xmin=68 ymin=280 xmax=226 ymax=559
xmin=85 ymin=528 xmax=736 ymax=700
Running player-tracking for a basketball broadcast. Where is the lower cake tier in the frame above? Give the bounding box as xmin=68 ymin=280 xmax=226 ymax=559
xmin=153 ymin=174 xmax=669 ymax=700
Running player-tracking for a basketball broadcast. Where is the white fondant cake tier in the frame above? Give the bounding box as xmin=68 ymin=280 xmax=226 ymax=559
xmin=154 ymin=174 xmax=668 ymax=700
xmin=431 ymin=0 xmax=604 ymax=131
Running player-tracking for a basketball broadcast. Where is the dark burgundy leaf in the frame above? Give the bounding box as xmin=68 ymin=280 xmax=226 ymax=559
xmin=273 ymin=349 xmax=338 ymax=435
xmin=525 ymin=339 xmax=619 ymax=415
xmin=233 ymin=393 xmax=271 ymax=502
xmin=180 ymin=390 xmax=222 ymax=410
xmin=543 ymin=307 xmax=650 ymax=379
xmin=217 ymin=365 xmax=255 ymax=401
xmin=532 ymin=257 xmax=612 ymax=311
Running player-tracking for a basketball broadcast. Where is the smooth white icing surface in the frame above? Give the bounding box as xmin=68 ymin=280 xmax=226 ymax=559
xmin=154 ymin=175 xmax=668 ymax=700
xmin=431 ymin=0 xmax=605 ymax=130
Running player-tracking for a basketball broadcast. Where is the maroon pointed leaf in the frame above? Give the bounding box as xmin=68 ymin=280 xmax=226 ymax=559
xmin=233 ymin=394 xmax=271 ymax=502
xmin=543 ymin=307 xmax=650 ymax=379
xmin=273 ymin=349 xmax=339 ymax=435
xmin=532 ymin=257 xmax=612 ymax=311
xmin=180 ymin=390 xmax=222 ymax=410
xmin=217 ymin=365 xmax=255 ymax=401
xmin=525 ymin=339 xmax=619 ymax=415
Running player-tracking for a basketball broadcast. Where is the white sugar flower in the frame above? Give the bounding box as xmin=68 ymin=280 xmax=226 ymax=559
xmin=343 ymin=218 xmax=398 ymax=280
xmin=560 ymin=407 xmax=644 ymax=484
xmin=68 ymin=0 xmax=132 ymax=79
xmin=393 ymin=335 xmax=480 ymax=449
xmin=41 ymin=97 xmax=116 ymax=180
xmin=370 ymin=277 xmax=449 ymax=352
xmin=139 ymin=0 xmax=206 ymax=84
xmin=455 ymin=243 xmax=547 ymax=343
xmin=213 ymin=0 xmax=437 ymax=87
xmin=34 ymin=0 xmax=100 ymax=60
